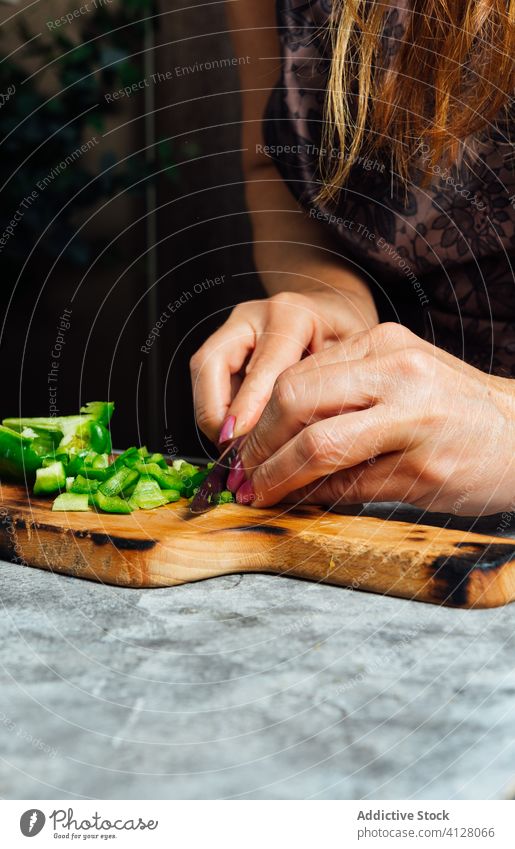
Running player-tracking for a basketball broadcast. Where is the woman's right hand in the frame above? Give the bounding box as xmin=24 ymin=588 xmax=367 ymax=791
xmin=190 ymin=288 xmax=378 ymax=444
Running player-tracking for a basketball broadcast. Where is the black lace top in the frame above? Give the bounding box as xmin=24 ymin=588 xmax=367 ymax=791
xmin=264 ymin=0 xmax=515 ymax=374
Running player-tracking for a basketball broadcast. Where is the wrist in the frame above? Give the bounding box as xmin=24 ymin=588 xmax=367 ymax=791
xmin=301 ymin=285 xmax=379 ymax=334
xmin=492 ymin=374 xmax=515 ymax=427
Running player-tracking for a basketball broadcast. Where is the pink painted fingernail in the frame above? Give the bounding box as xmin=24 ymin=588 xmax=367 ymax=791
xmin=218 ymin=415 xmax=235 ymax=445
xmin=227 ymin=456 xmax=246 ymax=493
xmin=236 ymin=480 xmax=255 ymax=505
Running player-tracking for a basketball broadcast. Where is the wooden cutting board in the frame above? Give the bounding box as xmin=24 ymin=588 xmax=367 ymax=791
xmin=1 ymin=481 xmax=515 ymax=608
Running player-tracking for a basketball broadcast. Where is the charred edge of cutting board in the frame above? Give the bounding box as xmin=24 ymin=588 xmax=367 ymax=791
xmin=430 ymin=540 xmax=515 ymax=606
xmin=83 ymin=531 xmax=156 ymax=550
xmin=227 ymin=524 xmax=289 ymax=536
xmin=1 ymin=514 xmax=156 ymax=552
xmin=0 ymin=513 xmax=18 ymax=563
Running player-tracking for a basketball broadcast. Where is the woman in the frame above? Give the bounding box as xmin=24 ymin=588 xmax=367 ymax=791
xmin=190 ymin=0 xmax=515 ymax=515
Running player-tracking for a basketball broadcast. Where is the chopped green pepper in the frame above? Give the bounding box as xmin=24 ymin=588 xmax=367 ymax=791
xmin=181 ymin=470 xmax=209 ymax=498
xmin=214 ymin=490 xmax=235 ymax=504
xmin=83 ymin=451 xmax=109 ymax=469
xmin=89 ymin=421 xmax=111 ymax=454
xmin=34 ymin=461 xmax=66 ymax=495
xmin=1 ymin=402 xmax=114 ymax=480
xmin=0 ymin=426 xmax=49 ymax=480
xmin=104 ymin=447 xmax=139 ymax=478
xmin=99 ymin=467 xmax=139 ymax=498
xmin=65 ymin=452 xmax=88 ymax=477
xmin=0 ymin=401 xmax=233 ymax=515
xmin=160 ymin=489 xmax=181 ymax=503
xmin=134 ymin=462 xmax=183 ymax=491
xmin=148 ymin=452 xmax=168 ymax=469
xmin=80 ymin=401 xmax=114 ymax=426
xmin=70 ymin=475 xmax=100 ymax=495
xmin=53 ymin=493 xmax=90 ymax=512
xmin=130 ymin=476 xmax=168 ymax=509
xmin=90 ymin=491 xmax=132 ymax=514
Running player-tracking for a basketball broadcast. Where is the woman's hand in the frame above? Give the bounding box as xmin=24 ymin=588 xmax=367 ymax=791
xmin=234 ymin=323 xmax=515 ymax=516
xmin=190 ymin=288 xmax=378 ymax=444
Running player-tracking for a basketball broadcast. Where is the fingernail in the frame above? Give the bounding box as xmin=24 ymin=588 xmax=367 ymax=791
xmin=227 ymin=456 xmax=246 ymax=493
xmin=218 ymin=415 xmax=235 ymax=445
xmin=236 ymin=480 xmax=255 ymax=505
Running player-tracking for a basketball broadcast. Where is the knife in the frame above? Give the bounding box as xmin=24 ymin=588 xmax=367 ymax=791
xmin=189 ymin=436 xmax=243 ymax=514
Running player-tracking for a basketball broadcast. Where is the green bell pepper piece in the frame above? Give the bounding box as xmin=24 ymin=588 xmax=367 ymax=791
xmin=3 ymin=402 xmax=114 ymax=457
xmin=65 ymin=452 xmax=88 ymax=476
xmin=214 ymin=490 xmax=235 ymax=504
xmin=34 ymin=461 xmax=66 ymax=495
xmin=76 ymin=467 xmax=109 ymax=482
xmin=99 ymin=466 xmax=139 ymax=498
xmin=160 ymin=489 xmax=181 ymax=503
xmin=0 ymin=425 xmax=46 ymax=480
xmin=52 ymin=493 xmax=90 ymax=512
xmin=80 ymin=401 xmax=114 ymax=426
xmin=181 ymin=470 xmax=208 ymax=498
xmin=104 ymin=447 xmax=139 ymax=477
xmin=70 ymin=475 xmax=100 ymax=495
xmin=89 ymin=421 xmax=111 ymax=454
xmin=90 ymin=491 xmax=132 ymax=514
xmin=82 ymin=452 xmax=109 ymax=469
xmin=148 ymin=452 xmax=168 ymax=469
xmin=134 ymin=462 xmax=183 ymax=491
xmin=172 ymin=460 xmax=198 ymax=479
xmin=130 ymin=476 xmax=167 ymax=509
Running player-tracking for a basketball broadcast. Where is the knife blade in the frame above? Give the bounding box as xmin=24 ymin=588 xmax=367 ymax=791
xmin=189 ymin=436 xmax=243 ymax=514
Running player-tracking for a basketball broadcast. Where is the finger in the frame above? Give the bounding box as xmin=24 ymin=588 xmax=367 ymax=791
xmin=239 ymin=408 xmax=409 ymax=507
xmin=282 ymin=453 xmax=412 ymax=506
xmin=227 ymin=315 xmax=314 ymax=436
xmin=283 ymin=322 xmax=416 ymax=379
xmin=190 ymin=323 xmax=256 ymax=442
xmin=240 ymin=358 xmax=389 ymax=478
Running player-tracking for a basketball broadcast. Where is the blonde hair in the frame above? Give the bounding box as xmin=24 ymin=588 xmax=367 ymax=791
xmin=318 ymin=0 xmax=515 ymax=201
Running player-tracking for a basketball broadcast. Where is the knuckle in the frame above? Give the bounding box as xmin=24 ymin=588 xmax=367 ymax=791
xmin=342 ymin=322 xmax=417 ymax=362
xmin=321 ymin=431 xmax=347 ymax=466
xmin=194 ymin=404 xmax=216 ymax=435
xmin=409 ymin=452 xmax=454 ymax=490
xmin=230 ymin=302 xmax=246 ymax=318
xmin=296 ymin=427 xmax=327 ymax=466
xmin=240 ymin=430 xmax=262 ymax=472
xmin=189 ymin=348 xmax=207 ymax=375
xmin=317 ymin=465 xmax=368 ymax=505
xmin=398 ymin=347 xmax=432 ymax=380
xmin=268 ymin=292 xmax=314 ymax=324
xmin=345 ymin=328 xmax=372 ymax=356
xmin=189 ymin=352 xmax=201 ymax=373
xmin=373 ymin=322 xmax=413 ymax=346
xmin=423 ymin=457 xmax=455 ymax=488
xmin=254 ymin=459 xmax=277 ymax=496
xmin=271 ymin=370 xmax=298 ymax=414
xmin=269 ymin=291 xmax=307 ymax=308
xmin=347 ymin=326 xmax=369 ymax=344
xmin=321 ymin=472 xmax=348 ymax=504
xmin=338 ymin=465 xmax=368 ymax=503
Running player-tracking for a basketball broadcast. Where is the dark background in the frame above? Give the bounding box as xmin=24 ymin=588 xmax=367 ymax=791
xmin=0 ymin=0 xmax=260 ymax=458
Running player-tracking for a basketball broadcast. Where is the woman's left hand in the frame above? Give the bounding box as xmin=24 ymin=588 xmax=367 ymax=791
xmin=233 ymin=323 xmax=515 ymax=515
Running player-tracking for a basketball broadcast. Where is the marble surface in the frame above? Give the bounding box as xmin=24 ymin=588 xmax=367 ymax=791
xmin=1 ymin=520 xmax=515 ymax=800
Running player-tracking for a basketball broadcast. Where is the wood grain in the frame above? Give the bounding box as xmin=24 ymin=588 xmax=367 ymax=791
xmin=1 ymin=482 xmax=515 ymax=607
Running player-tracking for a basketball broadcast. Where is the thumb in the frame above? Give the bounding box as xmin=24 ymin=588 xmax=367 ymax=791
xmin=229 ymin=326 xmax=312 ymax=436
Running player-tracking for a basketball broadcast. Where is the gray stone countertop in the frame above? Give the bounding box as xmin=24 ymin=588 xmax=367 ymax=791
xmin=1 ymin=503 xmax=515 ymax=800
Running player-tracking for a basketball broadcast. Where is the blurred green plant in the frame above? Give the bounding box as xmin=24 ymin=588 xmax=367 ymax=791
xmin=0 ymin=0 xmax=186 ymax=277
